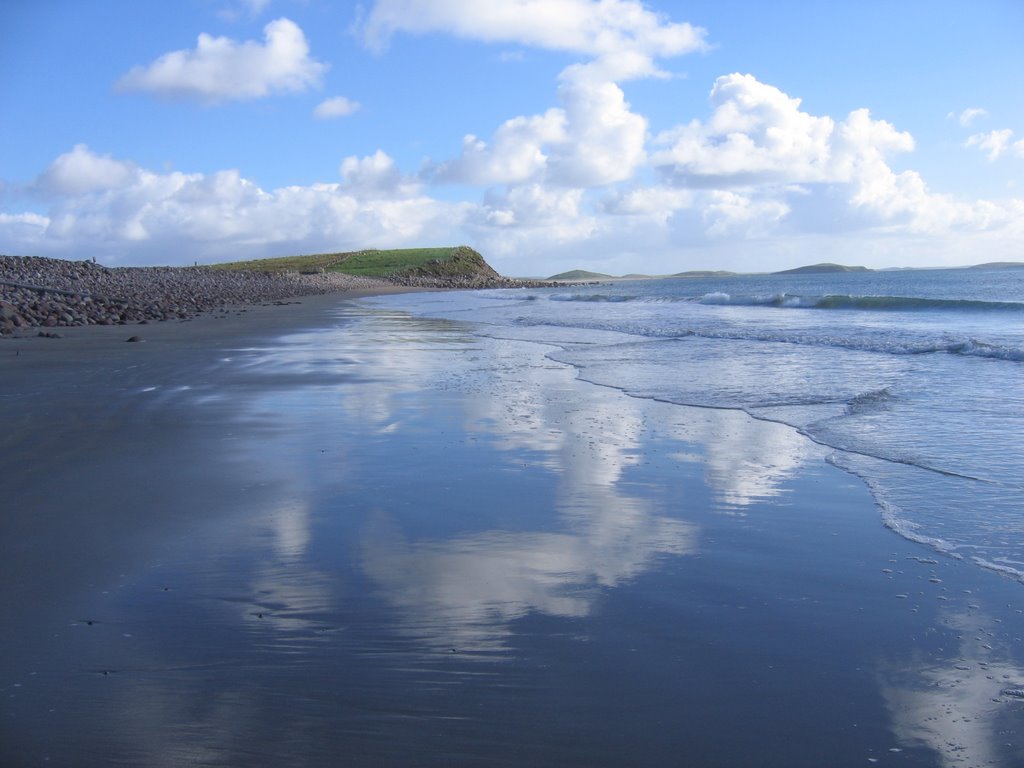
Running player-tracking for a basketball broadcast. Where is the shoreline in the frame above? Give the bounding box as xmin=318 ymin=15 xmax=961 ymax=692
xmin=0 ymin=285 xmax=416 ymax=356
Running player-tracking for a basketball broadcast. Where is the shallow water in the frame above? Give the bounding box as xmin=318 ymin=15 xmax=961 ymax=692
xmin=3 ymin=300 xmax=1024 ymax=766
xmin=366 ymin=268 xmax=1024 ymax=580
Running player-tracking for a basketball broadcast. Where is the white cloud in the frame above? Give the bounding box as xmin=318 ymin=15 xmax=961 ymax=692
xmin=433 ymin=77 xmax=646 ymax=188
xmin=965 ymin=129 xmax=1015 ymax=161
xmin=653 ymin=73 xmax=847 ymax=185
xmin=0 ymin=211 xmax=50 ymax=243
xmin=952 ymin=107 xmax=989 ymax=127
xmin=116 ymin=18 xmax=326 ymax=103
xmin=703 ymin=189 xmax=790 ymax=237
xmin=474 ymin=183 xmax=591 ymax=233
xmin=2 ymin=145 xmax=463 ymax=264
xmin=464 ymin=183 xmax=599 ymax=263
xmin=647 ymin=73 xmax=1018 ymax=238
xmin=548 ymin=78 xmax=648 ymax=185
xmin=35 ymin=144 xmax=136 ymax=196
xmin=602 ymin=185 xmax=693 ymax=220
xmin=313 ymin=95 xmax=361 ymax=119
xmin=339 ymin=149 xmax=418 ymax=196
xmin=433 ymin=109 xmax=566 ymax=185
xmin=362 ymin=0 xmax=707 ymax=81
xmin=4 ymin=66 xmax=1024 ymax=277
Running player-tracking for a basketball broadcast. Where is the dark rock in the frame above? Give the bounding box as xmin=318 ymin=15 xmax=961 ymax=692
xmin=1 ymin=253 xmax=548 ymax=333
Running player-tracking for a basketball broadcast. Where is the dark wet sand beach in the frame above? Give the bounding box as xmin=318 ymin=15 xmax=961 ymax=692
xmin=3 ymin=292 xmax=1024 ymax=767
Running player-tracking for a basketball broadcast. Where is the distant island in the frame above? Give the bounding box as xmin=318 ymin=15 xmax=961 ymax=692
xmin=547 ymin=269 xmax=736 ymax=281
xmin=772 ymin=263 xmax=871 ymax=275
xmin=671 ymin=270 xmax=737 ymax=278
xmin=547 ymin=269 xmax=613 ymax=280
xmin=545 ymin=260 xmax=1024 ymax=281
xmin=970 ymin=262 xmax=1024 ymax=270
xmin=548 ymin=263 xmax=872 ymax=280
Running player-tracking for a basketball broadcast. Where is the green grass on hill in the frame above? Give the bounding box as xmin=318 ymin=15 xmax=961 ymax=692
xmin=333 ymin=248 xmax=462 ymax=276
xmin=211 ymin=252 xmax=349 ymax=273
xmin=211 ymin=246 xmax=485 ymax=278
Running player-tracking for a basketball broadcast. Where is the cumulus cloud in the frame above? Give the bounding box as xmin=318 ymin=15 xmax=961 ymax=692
xmin=475 ymin=183 xmax=591 ymax=232
xmin=703 ymin=190 xmax=790 ymax=237
xmin=652 ymin=73 xmax=900 ymax=186
xmin=116 ymin=18 xmax=326 ymax=103
xmin=432 ymin=78 xmax=646 ymax=188
xmin=644 ymin=73 xmax=1018 ymax=238
xmin=433 ymin=109 xmax=566 ymax=185
xmin=0 ymin=212 xmax=50 ymax=241
xmin=548 ymin=78 xmax=648 ymax=185
xmin=965 ymin=129 xmax=1024 ymax=161
xmin=462 ymin=183 xmax=599 ymax=263
xmin=339 ymin=149 xmax=420 ymax=196
xmin=35 ymin=144 xmax=136 ymax=197
xmin=5 ymin=63 xmax=1024 ymax=277
xmin=1 ymin=145 xmax=463 ymax=264
xmin=602 ymin=185 xmax=693 ymax=220
xmin=313 ymin=95 xmax=361 ymax=119
xmin=362 ymin=0 xmax=707 ymax=81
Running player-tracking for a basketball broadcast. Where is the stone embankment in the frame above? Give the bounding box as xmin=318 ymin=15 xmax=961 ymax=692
xmin=0 ymin=255 xmax=553 ymax=335
xmin=0 ymin=256 xmax=388 ymax=335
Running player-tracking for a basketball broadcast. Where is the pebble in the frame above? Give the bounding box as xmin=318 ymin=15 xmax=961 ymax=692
xmin=2 ymin=255 xmax=551 ymax=335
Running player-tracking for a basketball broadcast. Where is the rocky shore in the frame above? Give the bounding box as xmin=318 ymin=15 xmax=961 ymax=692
xmin=0 ymin=255 xmax=547 ymax=335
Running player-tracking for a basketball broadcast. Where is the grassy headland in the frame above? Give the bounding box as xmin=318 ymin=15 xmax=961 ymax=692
xmin=1 ymin=246 xmax=548 ymax=335
xmin=212 ymin=245 xmax=499 ymax=280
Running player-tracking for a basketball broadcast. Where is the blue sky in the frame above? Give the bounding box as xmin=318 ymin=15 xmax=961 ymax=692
xmin=1 ymin=0 xmax=1022 ymax=276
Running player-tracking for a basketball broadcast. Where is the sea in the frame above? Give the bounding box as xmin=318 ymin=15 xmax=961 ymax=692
xmin=365 ymin=266 xmax=1024 ymax=582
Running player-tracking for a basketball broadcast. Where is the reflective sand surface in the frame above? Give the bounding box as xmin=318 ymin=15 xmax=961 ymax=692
xmin=3 ymin=302 xmax=1024 ymax=767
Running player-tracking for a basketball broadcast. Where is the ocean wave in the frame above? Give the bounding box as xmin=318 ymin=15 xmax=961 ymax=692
xmin=544 ymin=288 xmax=1024 ymax=313
xmin=814 ymin=295 xmax=1024 ymax=312
xmin=947 ymin=340 xmax=1024 ymax=362
xmin=515 ymin=314 xmax=1024 ymax=362
xmin=698 ymin=292 xmax=1024 ymax=312
xmin=697 ymin=292 xmax=815 ymax=308
xmin=845 ymin=387 xmax=895 ymax=415
xmin=549 ymin=293 xmax=638 ymax=303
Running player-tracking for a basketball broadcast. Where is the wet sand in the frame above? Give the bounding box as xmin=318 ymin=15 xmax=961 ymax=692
xmin=3 ymin=292 xmax=1024 ymax=767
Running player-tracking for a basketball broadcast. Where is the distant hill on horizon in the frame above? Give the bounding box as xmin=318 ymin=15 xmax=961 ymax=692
xmin=547 ymin=269 xmax=613 ymax=280
xmin=546 ymin=268 xmax=738 ymax=280
xmin=773 ymin=263 xmax=871 ymax=275
xmin=969 ymin=262 xmax=1024 ymax=270
xmin=539 ymin=260 xmax=1022 ymax=282
xmin=671 ymin=270 xmax=737 ymax=278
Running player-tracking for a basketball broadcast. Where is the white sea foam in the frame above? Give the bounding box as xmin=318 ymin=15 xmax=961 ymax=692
xmin=699 ymin=292 xmax=731 ymax=304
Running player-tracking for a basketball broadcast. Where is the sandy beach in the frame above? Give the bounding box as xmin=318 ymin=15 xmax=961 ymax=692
xmin=3 ymin=290 xmax=1024 ymax=767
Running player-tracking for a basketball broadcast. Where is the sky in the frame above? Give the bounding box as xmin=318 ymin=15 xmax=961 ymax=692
xmin=1 ymin=0 xmax=1022 ymax=276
